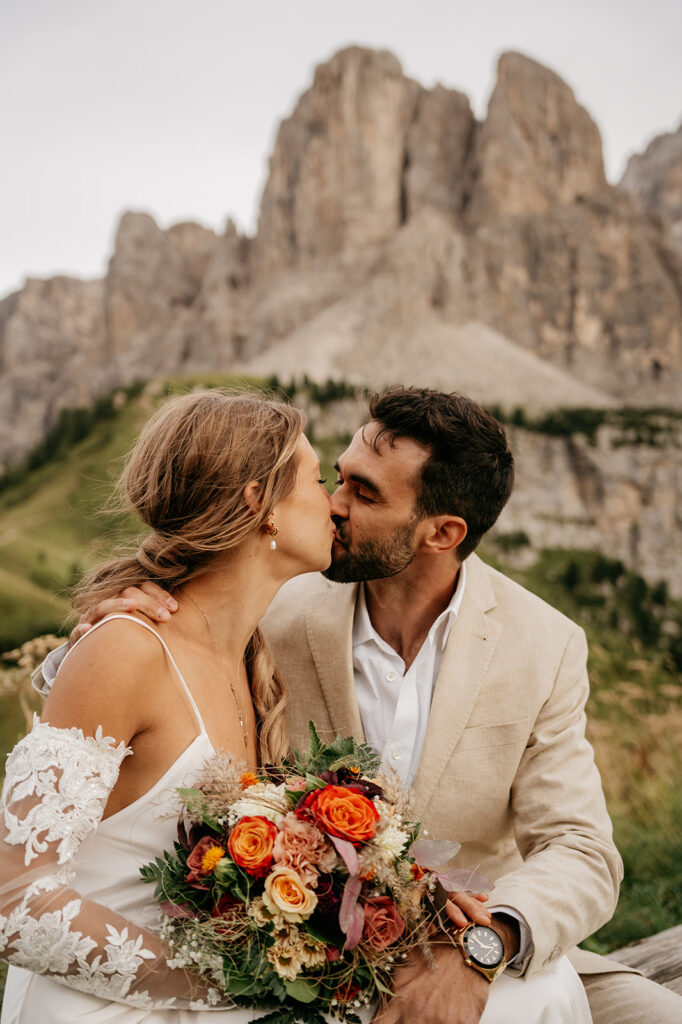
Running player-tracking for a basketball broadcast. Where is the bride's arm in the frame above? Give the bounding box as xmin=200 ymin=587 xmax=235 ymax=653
xmin=1 ymin=624 xmax=226 ymax=1010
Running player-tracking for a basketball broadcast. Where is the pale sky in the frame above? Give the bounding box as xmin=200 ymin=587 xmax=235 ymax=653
xmin=1 ymin=0 xmax=681 ymax=299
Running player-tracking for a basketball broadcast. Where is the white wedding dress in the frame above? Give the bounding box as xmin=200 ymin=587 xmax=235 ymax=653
xmin=1 ymin=614 xmax=589 ymax=1023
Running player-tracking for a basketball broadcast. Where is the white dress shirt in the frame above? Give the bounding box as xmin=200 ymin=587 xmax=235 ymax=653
xmin=353 ymin=561 xmax=467 ymax=787
xmin=352 ymin=562 xmax=532 ymax=972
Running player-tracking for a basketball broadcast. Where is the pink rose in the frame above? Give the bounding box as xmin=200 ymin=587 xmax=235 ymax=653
xmin=186 ymin=835 xmax=224 ymax=889
xmin=273 ymin=812 xmax=337 ymax=886
xmin=362 ymin=896 xmax=405 ymax=950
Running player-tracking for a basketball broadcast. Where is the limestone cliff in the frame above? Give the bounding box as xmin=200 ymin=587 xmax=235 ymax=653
xmin=621 ymin=121 xmax=682 ymax=257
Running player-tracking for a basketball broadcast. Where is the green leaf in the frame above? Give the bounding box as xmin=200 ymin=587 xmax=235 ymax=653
xmin=255 ymin=1009 xmax=327 ymax=1024
xmin=223 ymin=969 xmax=259 ymax=995
xmin=308 ymin=721 xmax=323 ymax=756
xmin=282 ymin=977 xmax=320 ymax=1003
xmin=302 ymin=919 xmax=334 ymax=943
xmin=304 ymin=773 xmax=327 ymax=790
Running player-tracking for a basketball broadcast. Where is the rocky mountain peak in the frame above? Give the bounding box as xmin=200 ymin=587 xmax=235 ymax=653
xmin=468 ymin=50 xmax=606 ymax=223
xmin=620 ymin=120 xmax=682 ymax=255
xmin=255 ymin=46 xmax=419 ymax=279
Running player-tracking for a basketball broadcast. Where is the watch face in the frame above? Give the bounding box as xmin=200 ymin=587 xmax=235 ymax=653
xmin=463 ymin=926 xmax=505 ymax=968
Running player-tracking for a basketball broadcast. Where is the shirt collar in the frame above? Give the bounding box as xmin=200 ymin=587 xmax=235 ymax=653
xmin=352 ymin=559 xmax=467 ymax=653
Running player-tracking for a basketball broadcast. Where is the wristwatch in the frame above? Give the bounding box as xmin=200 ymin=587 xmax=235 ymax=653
xmin=451 ymin=924 xmax=508 ymax=982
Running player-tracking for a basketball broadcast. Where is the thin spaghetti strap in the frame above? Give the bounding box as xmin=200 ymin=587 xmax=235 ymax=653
xmin=60 ymin=613 xmax=209 ymax=738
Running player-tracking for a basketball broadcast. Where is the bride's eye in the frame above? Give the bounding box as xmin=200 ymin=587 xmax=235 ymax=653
xmin=318 ymin=477 xmax=327 ymax=485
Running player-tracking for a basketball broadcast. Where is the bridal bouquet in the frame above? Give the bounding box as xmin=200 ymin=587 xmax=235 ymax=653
xmin=141 ymin=725 xmax=481 ymax=1024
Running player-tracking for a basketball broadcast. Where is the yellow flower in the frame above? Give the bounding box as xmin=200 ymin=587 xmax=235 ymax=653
xmin=200 ymin=843 xmax=226 ymax=873
xmin=240 ymin=771 xmax=260 ymax=789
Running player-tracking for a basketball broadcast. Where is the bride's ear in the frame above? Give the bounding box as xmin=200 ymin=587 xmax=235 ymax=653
xmin=243 ymin=480 xmax=263 ymax=515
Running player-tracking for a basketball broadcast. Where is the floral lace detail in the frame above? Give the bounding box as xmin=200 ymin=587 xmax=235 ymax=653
xmin=2 ymin=715 xmax=131 ymax=866
xmin=0 ymin=718 xmax=228 ymax=1010
xmin=7 ymin=897 xmax=96 ymax=972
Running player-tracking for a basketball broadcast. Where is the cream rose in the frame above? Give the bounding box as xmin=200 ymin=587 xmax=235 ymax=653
xmin=262 ymin=866 xmax=318 ymax=922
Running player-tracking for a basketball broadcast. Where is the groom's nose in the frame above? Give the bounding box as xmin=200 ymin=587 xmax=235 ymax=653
xmin=329 ymin=488 xmax=348 ymax=520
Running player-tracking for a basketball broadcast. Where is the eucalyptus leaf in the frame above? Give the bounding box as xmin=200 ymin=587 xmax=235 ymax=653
xmin=282 ymin=977 xmax=320 ymax=1003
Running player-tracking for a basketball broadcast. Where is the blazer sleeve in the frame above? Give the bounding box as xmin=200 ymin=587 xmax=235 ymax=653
xmin=489 ymin=626 xmax=622 ymax=975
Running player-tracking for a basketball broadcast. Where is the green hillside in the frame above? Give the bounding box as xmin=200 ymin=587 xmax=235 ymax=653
xmin=0 ymin=392 xmax=143 ymax=649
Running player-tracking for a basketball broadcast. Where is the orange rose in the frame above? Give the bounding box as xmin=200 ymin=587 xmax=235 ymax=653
xmin=296 ymin=785 xmax=379 ymax=846
xmin=228 ymin=815 xmax=277 ymax=877
xmin=263 ymin=866 xmax=318 ymax=922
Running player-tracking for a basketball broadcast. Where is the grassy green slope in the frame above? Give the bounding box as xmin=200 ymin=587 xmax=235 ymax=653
xmin=0 ymin=399 xmax=144 ymax=649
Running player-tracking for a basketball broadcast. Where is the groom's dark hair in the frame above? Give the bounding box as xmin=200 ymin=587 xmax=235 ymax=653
xmin=367 ymin=387 xmax=514 ymax=560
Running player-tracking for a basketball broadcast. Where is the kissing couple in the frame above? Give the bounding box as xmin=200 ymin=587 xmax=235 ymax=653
xmin=1 ymin=386 xmax=679 ymax=1023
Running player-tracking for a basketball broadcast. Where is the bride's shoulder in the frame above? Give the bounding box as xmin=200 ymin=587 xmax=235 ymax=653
xmin=42 ymin=615 xmax=167 ymax=743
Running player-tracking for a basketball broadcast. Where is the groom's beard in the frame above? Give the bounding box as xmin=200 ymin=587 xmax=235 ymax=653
xmin=323 ymin=518 xmax=419 ymax=583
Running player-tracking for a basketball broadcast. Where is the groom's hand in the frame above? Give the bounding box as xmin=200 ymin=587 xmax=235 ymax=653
xmin=373 ymin=939 xmax=489 ymax=1024
xmin=70 ymin=583 xmax=178 ymax=646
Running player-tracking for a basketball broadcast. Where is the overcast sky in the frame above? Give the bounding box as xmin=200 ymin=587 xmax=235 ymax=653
xmin=2 ymin=0 xmax=681 ymax=299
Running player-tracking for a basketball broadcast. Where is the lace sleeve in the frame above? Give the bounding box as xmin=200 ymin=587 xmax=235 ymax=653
xmin=0 ymin=717 xmax=226 ymax=1010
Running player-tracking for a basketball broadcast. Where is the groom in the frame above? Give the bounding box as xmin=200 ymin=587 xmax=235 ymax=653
xmin=37 ymin=387 xmax=681 ymax=1023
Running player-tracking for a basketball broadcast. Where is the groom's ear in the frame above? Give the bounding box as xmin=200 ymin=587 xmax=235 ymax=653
xmin=419 ymin=515 xmax=467 ymax=556
xmin=243 ymin=480 xmax=263 ymax=514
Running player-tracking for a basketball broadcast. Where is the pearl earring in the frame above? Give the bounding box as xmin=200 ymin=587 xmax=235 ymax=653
xmin=264 ymin=518 xmax=279 ymax=551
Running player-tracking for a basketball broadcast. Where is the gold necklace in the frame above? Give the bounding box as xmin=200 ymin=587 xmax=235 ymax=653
xmin=184 ymin=593 xmax=250 ymax=754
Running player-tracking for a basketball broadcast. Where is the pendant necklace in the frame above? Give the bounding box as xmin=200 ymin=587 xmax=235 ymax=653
xmin=184 ymin=593 xmax=250 ymax=754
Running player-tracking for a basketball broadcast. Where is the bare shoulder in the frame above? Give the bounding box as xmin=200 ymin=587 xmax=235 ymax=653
xmin=43 ymin=616 xmax=168 ymax=743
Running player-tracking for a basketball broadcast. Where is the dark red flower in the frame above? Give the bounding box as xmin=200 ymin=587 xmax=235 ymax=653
xmin=320 ymin=768 xmax=384 ymax=800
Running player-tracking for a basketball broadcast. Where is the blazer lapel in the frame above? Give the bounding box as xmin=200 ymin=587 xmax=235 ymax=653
xmin=412 ymin=556 xmax=502 ymax=816
xmin=305 ymin=581 xmax=365 ymax=742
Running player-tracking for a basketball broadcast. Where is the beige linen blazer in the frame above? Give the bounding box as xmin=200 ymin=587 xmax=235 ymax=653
xmin=260 ymin=553 xmax=623 ymax=977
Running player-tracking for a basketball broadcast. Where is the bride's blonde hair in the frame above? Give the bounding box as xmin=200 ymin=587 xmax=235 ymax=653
xmin=74 ymin=389 xmax=305 ymax=763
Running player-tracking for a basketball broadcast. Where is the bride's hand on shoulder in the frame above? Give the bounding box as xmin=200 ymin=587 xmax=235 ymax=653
xmin=71 ymin=583 xmax=179 ymax=647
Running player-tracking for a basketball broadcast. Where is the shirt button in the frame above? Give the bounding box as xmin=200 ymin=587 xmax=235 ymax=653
xmin=392 ymin=748 xmax=402 ymax=761
xmin=386 ymin=670 xmax=397 ymax=682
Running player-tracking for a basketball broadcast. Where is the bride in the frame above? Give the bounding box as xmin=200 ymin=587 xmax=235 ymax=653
xmin=0 ymin=390 xmax=349 ymax=1022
